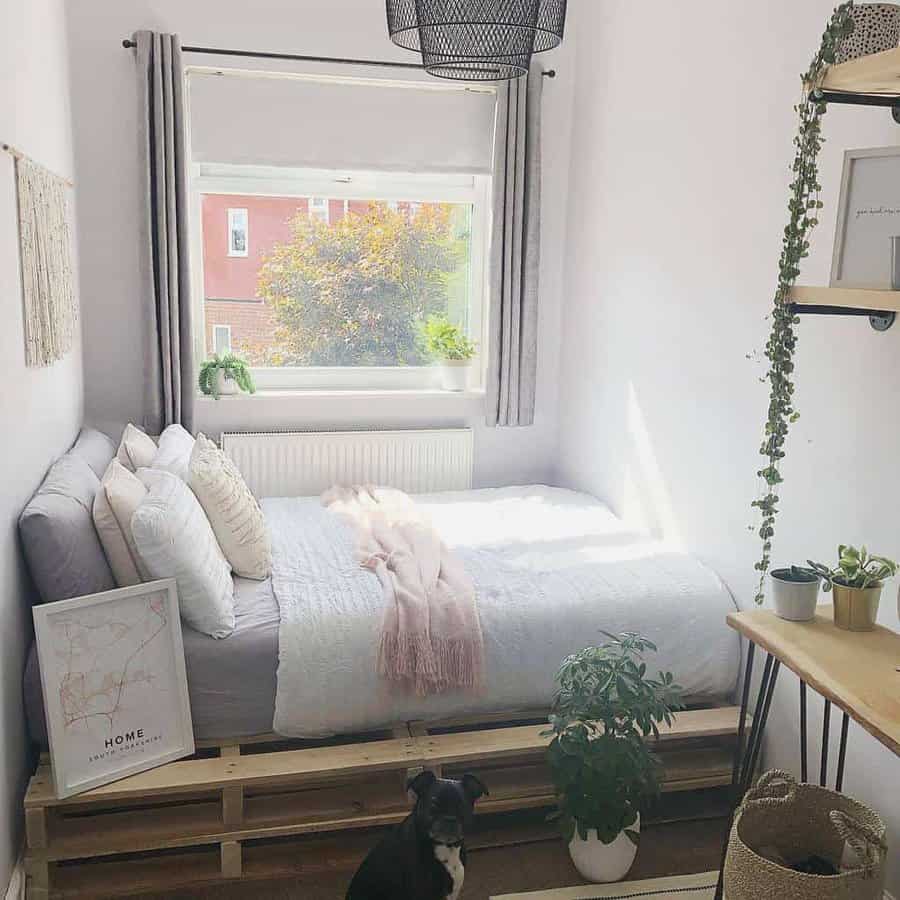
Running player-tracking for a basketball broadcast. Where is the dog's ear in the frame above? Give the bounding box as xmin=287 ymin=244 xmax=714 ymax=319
xmin=461 ymin=773 xmax=488 ymax=802
xmin=406 ymin=769 xmax=438 ymax=798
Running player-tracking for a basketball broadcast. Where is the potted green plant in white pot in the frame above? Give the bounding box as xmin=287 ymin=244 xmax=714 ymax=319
xmin=807 ymin=545 xmax=898 ymax=631
xmin=545 ymin=633 xmax=684 ymax=883
xmin=420 ymin=315 xmax=477 ymax=392
xmin=770 ymin=565 xmax=820 ymax=622
xmin=198 ymin=353 xmax=256 ymax=399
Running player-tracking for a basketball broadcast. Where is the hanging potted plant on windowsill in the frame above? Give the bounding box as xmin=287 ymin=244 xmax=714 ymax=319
xmin=545 ymin=633 xmax=684 ymax=883
xmin=198 ymin=354 xmax=257 ymax=399
xmin=420 ymin=315 xmax=477 ymax=392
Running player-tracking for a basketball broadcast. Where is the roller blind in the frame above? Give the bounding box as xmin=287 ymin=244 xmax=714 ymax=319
xmin=188 ymin=70 xmax=498 ymax=174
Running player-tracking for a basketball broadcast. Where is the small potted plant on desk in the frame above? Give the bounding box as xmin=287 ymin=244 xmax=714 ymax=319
xmin=770 ymin=565 xmax=820 ymax=622
xmin=807 ymin=545 xmax=898 ymax=632
xmin=420 ymin=315 xmax=477 ymax=392
xmin=545 ymin=632 xmax=684 ymax=883
xmin=198 ymin=353 xmax=256 ymax=399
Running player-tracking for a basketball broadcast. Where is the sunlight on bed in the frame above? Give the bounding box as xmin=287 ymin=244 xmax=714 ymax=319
xmin=416 ymin=485 xmax=682 ymax=570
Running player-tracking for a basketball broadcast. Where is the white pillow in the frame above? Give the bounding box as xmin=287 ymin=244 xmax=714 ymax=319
xmin=152 ymin=424 xmax=195 ymax=482
xmin=189 ymin=434 xmax=272 ymax=580
xmin=92 ymin=459 xmax=149 ymax=587
xmin=116 ymin=423 xmax=157 ymax=472
xmin=132 ymin=468 xmax=235 ymax=639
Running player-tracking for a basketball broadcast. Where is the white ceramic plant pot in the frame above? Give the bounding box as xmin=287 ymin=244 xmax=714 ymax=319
xmin=437 ymin=360 xmax=471 ymax=392
xmin=215 ymin=369 xmax=241 ymax=396
xmin=568 ymin=814 xmax=640 ymax=883
xmin=770 ymin=569 xmax=820 ymax=622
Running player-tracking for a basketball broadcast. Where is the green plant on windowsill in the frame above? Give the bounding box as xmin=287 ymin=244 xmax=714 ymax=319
xmin=545 ymin=632 xmax=684 ymax=880
xmin=419 ymin=315 xmax=477 ymax=362
xmin=198 ymin=353 xmax=256 ymax=399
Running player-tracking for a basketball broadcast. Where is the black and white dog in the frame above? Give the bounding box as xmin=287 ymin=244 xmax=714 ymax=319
xmin=346 ymin=770 xmax=488 ymax=900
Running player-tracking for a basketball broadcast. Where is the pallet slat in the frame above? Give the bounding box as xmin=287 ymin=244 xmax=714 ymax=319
xmin=26 ymin=737 xmax=420 ymax=807
xmin=28 ymin=707 xmax=740 ymax=811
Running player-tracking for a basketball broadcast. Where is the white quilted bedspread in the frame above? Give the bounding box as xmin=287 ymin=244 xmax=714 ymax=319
xmin=264 ymin=486 xmax=739 ymax=738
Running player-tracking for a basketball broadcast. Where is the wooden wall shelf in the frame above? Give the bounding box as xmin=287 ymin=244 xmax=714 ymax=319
xmin=789 ymin=285 xmax=900 ymax=313
xmin=819 ymin=46 xmax=900 ymax=97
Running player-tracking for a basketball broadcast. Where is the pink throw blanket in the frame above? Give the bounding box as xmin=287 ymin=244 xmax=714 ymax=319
xmin=322 ymin=486 xmax=484 ymax=696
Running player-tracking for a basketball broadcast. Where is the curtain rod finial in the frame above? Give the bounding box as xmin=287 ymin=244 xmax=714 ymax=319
xmin=122 ymin=38 xmax=135 ymax=49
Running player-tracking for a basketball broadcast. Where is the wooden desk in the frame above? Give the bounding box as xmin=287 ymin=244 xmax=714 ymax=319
xmin=714 ymin=605 xmax=900 ymax=899
xmin=728 ymin=606 xmax=900 ymax=757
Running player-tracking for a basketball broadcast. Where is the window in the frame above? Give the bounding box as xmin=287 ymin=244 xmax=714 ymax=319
xmin=192 ymin=164 xmax=490 ymax=391
xmin=212 ymin=324 xmax=232 ymax=355
xmin=308 ymin=197 xmax=329 ymax=225
xmin=227 ymin=208 xmax=248 ymax=257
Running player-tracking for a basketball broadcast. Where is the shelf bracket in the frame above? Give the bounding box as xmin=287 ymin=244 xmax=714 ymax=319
xmin=790 ymin=304 xmax=896 ymax=331
xmin=813 ymin=89 xmax=900 ymax=126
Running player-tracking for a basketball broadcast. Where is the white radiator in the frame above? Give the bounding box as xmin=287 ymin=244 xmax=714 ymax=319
xmin=220 ymin=429 xmax=474 ymax=499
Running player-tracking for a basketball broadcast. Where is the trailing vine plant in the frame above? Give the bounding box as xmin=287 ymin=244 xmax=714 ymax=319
xmin=753 ymin=2 xmax=855 ymax=604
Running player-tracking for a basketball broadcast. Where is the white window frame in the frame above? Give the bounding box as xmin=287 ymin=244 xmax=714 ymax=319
xmin=191 ymin=163 xmax=490 ymax=393
xmin=226 ymin=208 xmax=249 ymax=257
xmin=308 ymin=196 xmax=330 ymax=225
xmin=212 ymin=324 xmax=232 ymax=355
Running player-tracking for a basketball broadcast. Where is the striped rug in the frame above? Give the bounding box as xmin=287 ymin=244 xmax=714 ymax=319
xmin=491 ymin=871 xmax=719 ymax=900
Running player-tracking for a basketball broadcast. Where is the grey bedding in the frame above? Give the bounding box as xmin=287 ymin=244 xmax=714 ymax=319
xmin=25 ymin=575 xmax=279 ymax=747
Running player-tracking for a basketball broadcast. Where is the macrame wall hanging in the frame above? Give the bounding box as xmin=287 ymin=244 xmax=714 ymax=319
xmin=4 ymin=144 xmax=77 ymax=367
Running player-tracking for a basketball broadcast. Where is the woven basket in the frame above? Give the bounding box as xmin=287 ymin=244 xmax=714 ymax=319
xmin=723 ymin=771 xmax=887 ymax=900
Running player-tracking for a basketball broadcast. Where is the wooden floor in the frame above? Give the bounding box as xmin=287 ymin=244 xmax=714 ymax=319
xmin=135 ymin=806 xmax=728 ymax=900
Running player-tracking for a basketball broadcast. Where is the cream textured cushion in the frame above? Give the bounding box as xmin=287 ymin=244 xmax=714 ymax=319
xmin=189 ymin=434 xmax=272 ymax=580
xmin=132 ymin=468 xmax=235 ymax=639
xmin=116 ymin=424 xmax=157 ymax=472
xmin=92 ymin=460 xmax=149 ymax=587
xmin=152 ymin=424 xmax=196 ymax=481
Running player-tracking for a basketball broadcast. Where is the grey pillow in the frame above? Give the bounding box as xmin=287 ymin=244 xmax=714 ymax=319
xmin=72 ymin=426 xmax=117 ymax=479
xmin=19 ymin=453 xmax=116 ymax=604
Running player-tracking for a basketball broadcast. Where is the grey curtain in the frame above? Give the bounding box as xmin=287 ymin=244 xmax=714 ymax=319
xmin=487 ymin=64 xmax=543 ymax=427
xmin=136 ymin=31 xmax=194 ymax=433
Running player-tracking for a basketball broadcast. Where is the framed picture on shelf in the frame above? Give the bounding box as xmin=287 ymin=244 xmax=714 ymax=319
xmin=33 ymin=579 xmax=194 ymax=799
xmin=831 ymin=146 xmax=900 ymax=289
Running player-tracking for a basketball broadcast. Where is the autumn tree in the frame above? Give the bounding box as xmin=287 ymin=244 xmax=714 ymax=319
xmin=256 ymin=202 xmax=465 ymax=367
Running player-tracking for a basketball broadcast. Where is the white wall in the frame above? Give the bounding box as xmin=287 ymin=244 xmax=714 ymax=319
xmin=556 ymin=0 xmax=899 ymax=892
xmin=65 ymin=0 xmax=575 ymax=488
xmin=0 ymin=0 xmax=83 ymax=889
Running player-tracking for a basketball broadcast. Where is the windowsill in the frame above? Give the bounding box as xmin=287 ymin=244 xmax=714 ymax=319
xmin=193 ymin=387 xmax=487 ymax=432
xmin=196 ymin=388 xmax=486 ymax=401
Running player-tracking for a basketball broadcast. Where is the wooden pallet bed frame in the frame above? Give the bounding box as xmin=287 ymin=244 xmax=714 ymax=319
xmin=23 ymin=705 xmax=743 ymax=898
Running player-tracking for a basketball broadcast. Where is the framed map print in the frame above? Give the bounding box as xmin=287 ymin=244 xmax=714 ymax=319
xmin=33 ymin=579 xmax=194 ymax=799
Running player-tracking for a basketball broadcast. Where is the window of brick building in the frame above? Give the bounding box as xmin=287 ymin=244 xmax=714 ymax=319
xmin=308 ymin=197 xmax=329 ymax=225
xmin=213 ymin=324 xmax=232 ymax=355
xmin=227 ymin=208 xmax=248 ymax=257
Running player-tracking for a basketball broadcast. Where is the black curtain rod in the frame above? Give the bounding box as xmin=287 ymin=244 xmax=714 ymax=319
xmin=120 ymin=38 xmax=556 ymax=78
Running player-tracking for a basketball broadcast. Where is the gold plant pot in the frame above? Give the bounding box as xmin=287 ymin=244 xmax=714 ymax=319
xmin=831 ymin=583 xmax=883 ymax=631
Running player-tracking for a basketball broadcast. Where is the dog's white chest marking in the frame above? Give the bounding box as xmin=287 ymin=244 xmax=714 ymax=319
xmin=434 ymin=844 xmax=464 ymax=900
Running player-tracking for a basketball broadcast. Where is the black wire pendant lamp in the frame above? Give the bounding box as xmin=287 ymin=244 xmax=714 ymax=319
xmin=386 ymin=0 xmax=567 ymax=81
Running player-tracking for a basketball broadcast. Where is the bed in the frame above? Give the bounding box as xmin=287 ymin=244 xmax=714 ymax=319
xmin=24 ymin=483 xmax=739 ymax=746
xmin=20 ymin=428 xmax=744 ymax=897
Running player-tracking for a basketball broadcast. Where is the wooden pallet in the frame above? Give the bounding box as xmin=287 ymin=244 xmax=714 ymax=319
xmin=23 ymin=706 xmax=742 ymax=898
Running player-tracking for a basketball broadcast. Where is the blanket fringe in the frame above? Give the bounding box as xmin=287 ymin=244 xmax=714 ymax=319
xmin=378 ymin=631 xmax=484 ymax=697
